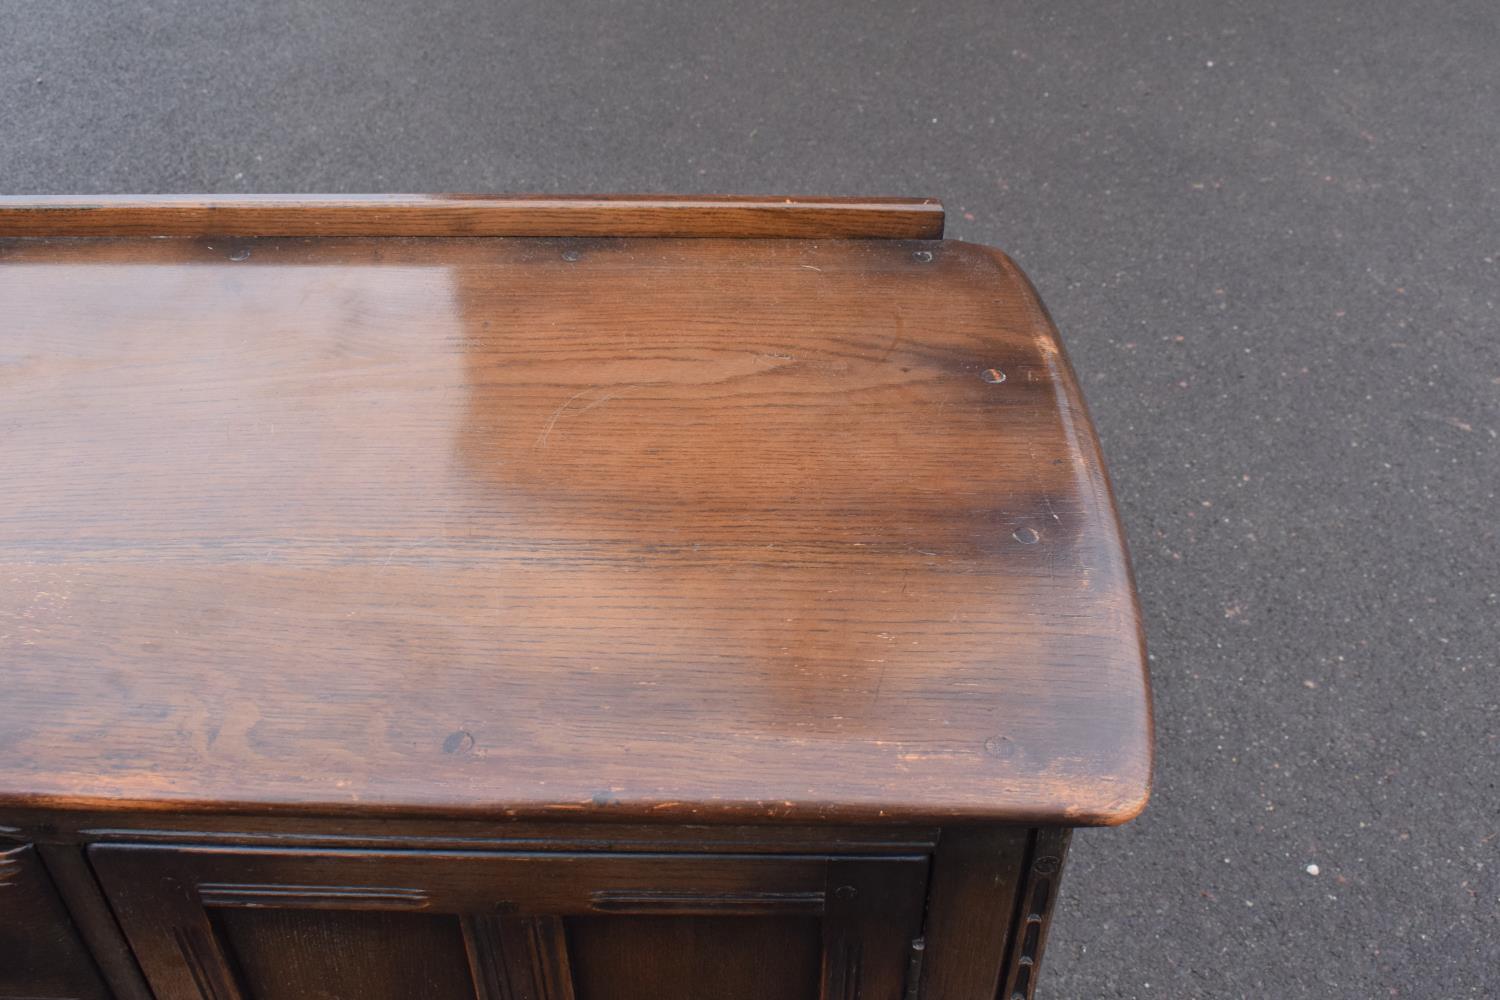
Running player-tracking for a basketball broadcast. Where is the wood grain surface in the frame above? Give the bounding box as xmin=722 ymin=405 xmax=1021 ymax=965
xmin=0 ymin=233 xmax=1149 ymax=825
xmin=0 ymin=194 xmax=944 ymax=239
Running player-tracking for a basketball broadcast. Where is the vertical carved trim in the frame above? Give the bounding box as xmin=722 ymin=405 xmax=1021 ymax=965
xmin=462 ymin=914 xmax=575 ymax=1000
xmin=170 ymin=925 xmax=244 ymax=1000
xmin=822 ymin=937 xmax=863 ymax=1000
xmin=173 ymin=927 xmax=216 ymax=1000
xmin=820 ymin=857 xmax=930 ymax=1000
xmin=462 ymin=914 xmax=511 ymax=1000
xmin=525 ymin=917 xmax=576 ymax=1000
xmin=820 ymin=863 xmax=867 ymax=1000
xmin=997 ymin=828 xmax=1071 ymax=1000
xmin=35 ymin=844 xmax=156 ymax=1000
xmin=912 ymin=827 xmax=1030 ymax=1000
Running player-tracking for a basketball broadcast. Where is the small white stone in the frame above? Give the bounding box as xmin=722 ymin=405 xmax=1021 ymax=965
xmin=1306 ymin=863 xmax=1321 ymax=876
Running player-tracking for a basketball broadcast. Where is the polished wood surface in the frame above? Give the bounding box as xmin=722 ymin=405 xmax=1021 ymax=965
xmin=0 ymin=194 xmax=944 ymax=239
xmin=0 ymin=231 xmax=1148 ymax=825
xmin=2 ymin=202 xmax=1136 ymax=1000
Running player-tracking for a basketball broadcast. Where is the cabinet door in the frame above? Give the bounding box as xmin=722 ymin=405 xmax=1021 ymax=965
xmin=0 ymin=844 xmax=110 ymax=1000
xmin=90 ymin=845 xmax=928 ymax=1000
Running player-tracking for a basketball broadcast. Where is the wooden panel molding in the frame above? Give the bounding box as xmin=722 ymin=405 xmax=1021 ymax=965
xmin=461 ymin=915 xmax=576 ymax=1000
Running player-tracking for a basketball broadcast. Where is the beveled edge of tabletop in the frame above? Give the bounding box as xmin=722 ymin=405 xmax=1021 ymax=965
xmin=0 ymin=193 xmax=945 ymax=240
xmin=0 ymin=771 xmax=1150 ymax=830
xmin=979 ymin=243 xmax=1155 ymax=828
xmin=978 ymin=242 xmax=1152 ymax=827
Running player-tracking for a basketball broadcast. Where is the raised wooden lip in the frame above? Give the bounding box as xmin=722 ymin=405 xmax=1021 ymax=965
xmin=0 ymin=194 xmax=944 ymax=240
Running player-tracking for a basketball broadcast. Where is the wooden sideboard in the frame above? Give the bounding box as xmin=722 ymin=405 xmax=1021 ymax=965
xmin=0 ymin=195 xmax=1151 ymax=1000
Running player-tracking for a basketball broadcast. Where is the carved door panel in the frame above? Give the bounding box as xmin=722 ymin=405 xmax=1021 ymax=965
xmin=0 ymin=844 xmax=110 ymax=1000
xmin=90 ymin=845 xmax=928 ymax=1000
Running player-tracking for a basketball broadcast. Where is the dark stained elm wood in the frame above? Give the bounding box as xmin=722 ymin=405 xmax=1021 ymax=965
xmin=565 ymin=915 xmax=822 ymax=1000
xmin=0 ymin=194 xmax=944 ymax=239
xmin=915 ymin=827 xmax=1031 ymax=1000
xmin=87 ymin=845 xmax=925 ymax=918
xmin=3 ymin=809 xmax=938 ymax=855
xmin=997 ymin=828 xmax=1072 ymax=1000
xmin=0 ymin=844 xmax=111 ymax=999
xmin=0 ymin=200 xmax=1144 ymax=1000
xmin=33 ymin=844 xmax=156 ymax=1000
xmin=462 ymin=915 xmax=576 ymax=1000
xmin=819 ymin=857 xmax=930 ymax=1000
xmin=0 ymin=233 xmax=1149 ymax=827
xmin=90 ymin=845 xmax=930 ymax=1000
xmin=213 ymin=909 xmax=477 ymax=1000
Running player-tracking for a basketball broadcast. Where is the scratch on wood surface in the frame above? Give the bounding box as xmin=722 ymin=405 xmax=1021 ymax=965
xmin=573 ymin=382 xmax=651 ymax=415
xmin=536 ymin=383 xmax=657 ymax=446
xmin=879 ymin=312 xmax=906 ymax=363
xmin=535 ymin=386 xmax=596 ymax=447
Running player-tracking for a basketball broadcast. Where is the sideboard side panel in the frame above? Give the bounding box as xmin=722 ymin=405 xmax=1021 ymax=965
xmin=996 ymin=828 xmax=1072 ymax=1000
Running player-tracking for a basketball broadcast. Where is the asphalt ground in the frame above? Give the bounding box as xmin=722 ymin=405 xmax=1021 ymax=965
xmin=3 ymin=2 xmax=1496 ymax=996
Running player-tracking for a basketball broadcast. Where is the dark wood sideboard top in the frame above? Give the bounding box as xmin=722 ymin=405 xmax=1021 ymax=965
xmin=0 ymin=196 xmax=1150 ymax=827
